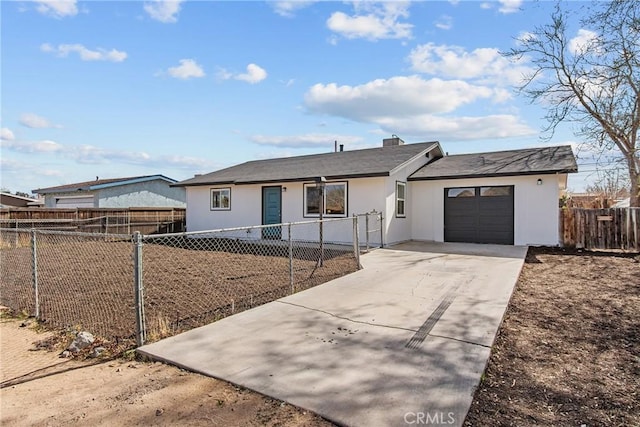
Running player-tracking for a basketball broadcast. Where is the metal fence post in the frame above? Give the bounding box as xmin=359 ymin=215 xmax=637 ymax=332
xmin=31 ymin=229 xmax=40 ymax=319
xmin=288 ymin=223 xmax=294 ymax=294
xmin=379 ymin=212 xmax=384 ymax=248
xmin=353 ymin=215 xmax=362 ymax=269
xmin=365 ymin=213 xmax=370 ymax=251
xmin=133 ymin=231 xmax=146 ymax=346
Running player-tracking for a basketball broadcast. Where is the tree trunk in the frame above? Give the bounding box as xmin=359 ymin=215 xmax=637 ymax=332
xmin=630 ymin=168 xmax=640 ymax=207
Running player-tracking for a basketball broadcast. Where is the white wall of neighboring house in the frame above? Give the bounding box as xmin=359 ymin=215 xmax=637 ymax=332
xmin=44 ymin=193 xmax=96 ymax=208
xmin=410 ymin=174 xmax=566 ymax=246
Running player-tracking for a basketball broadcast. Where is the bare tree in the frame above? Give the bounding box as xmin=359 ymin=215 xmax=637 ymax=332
xmin=585 ymin=169 xmax=630 ymax=206
xmin=505 ymin=1 xmax=639 ymax=206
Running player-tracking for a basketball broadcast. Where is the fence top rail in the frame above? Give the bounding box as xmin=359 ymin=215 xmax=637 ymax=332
xmin=0 ymin=216 xmax=109 ymax=224
xmin=142 ymin=216 xmax=355 ymax=239
xmin=568 ymin=207 xmax=639 ymax=212
xmin=0 ymin=227 xmax=132 ymax=239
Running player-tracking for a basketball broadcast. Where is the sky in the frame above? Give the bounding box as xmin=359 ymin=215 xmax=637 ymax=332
xmin=0 ymin=0 xmax=619 ymax=195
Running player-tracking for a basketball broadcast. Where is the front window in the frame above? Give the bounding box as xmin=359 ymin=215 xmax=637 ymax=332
xmin=304 ymin=182 xmax=347 ymax=217
xmin=210 ymin=188 xmax=231 ymax=210
xmin=396 ymin=181 xmax=406 ymax=217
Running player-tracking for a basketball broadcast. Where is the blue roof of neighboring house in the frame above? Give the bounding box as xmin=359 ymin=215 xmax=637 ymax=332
xmin=33 ymin=175 xmax=177 ymax=194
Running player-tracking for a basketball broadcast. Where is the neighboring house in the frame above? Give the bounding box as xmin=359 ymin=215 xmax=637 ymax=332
xmin=0 ymin=192 xmax=43 ymax=208
xmin=612 ymin=198 xmax=630 ymax=208
xmin=33 ymin=175 xmax=186 ymax=208
xmin=174 ymin=138 xmax=578 ymax=246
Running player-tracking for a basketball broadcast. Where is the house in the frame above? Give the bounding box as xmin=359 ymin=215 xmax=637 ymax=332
xmin=33 ymin=175 xmax=186 ymax=208
xmin=0 ymin=192 xmax=44 ymax=208
xmin=174 ymin=138 xmax=578 ymax=246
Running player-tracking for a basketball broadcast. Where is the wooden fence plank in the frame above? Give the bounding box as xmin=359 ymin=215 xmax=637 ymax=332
xmin=560 ymin=207 xmax=639 ymax=252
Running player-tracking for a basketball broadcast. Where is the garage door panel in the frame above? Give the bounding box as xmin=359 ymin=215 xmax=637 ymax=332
xmin=444 ymin=186 xmax=513 ymax=245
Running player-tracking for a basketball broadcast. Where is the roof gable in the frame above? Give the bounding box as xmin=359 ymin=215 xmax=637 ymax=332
xmin=176 ymin=142 xmax=441 ymax=186
xmin=408 ymin=145 xmax=578 ymax=181
xmin=33 ymin=175 xmax=177 ymax=194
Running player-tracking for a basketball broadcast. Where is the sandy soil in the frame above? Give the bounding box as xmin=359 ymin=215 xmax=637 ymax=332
xmin=464 ymin=247 xmax=640 ymax=426
xmin=0 ymin=319 xmax=334 ymax=427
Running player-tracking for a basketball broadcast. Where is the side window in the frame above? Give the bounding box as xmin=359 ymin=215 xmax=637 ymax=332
xmin=211 ymin=188 xmax=231 ymax=210
xmin=396 ymin=181 xmax=406 ymax=217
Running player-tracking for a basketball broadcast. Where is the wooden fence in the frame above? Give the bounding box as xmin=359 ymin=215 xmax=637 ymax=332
xmin=560 ymin=207 xmax=639 ymax=251
xmin=0 ymin=207 xmax=186 ymax=235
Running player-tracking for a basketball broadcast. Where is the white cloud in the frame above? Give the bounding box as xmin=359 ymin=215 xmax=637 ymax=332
xmin=250 ymin=133 xmax=363 ymax=148
xmin=1 ymin=138 xmax=64 ymax=153
xmin=1 ymin=128 xmax=15 ymax=141
xmin=408 ymin=43 xmax=532 ymax=85
xmin=435 ymin=15 xmax=453 ymax=30
xmin=167 ymin=59 xmax=206 ymax=79
xmin=1 ymin=136 xmax=215 ymax=170
xmin=479 ymin=0 xmax=522 ymax=14
xmin=327 ymin=2 xmax=413 ymax=41
xmin=143 ymin=0 xmax=184 ymax=23
xmin=235 ymin=64 xmax=268 ymax=84
xmin=375 ymin=114 xmax=535 ymax=140
xmin=304 ymin=75 xmax=535 ymax=141
xmin=569 ymin=29 xmax=599 ymax=55
xmin=270 ymin=1 xmax=316 ymax=17
xmin=34 ymin=0 xmax=78 ymax=18
xmin=217 ymin=64 xmax=268 ymax=84
xmin=305 ymin=75 xmax=499 ymax=121
xmin=40 ymin=43 xmax=127 ymax=62
xmin=19 ymin=113 xmax=62 ymax=129
xmin=498 ymin=0 xmax=522 ymax=14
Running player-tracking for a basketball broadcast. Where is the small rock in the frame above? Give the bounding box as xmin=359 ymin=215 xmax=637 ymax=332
xmin=90 ymin=347 xmax=106 ymax=358
xmin=68 ymin=331 xmax=95 ymax=353
xmin=60 ymin=350 xmax=72 ymax=358
xmin=156 ymin=409 xmax=164 ymax=416
xmin=20 ymin=320 xmax=33 ymax=328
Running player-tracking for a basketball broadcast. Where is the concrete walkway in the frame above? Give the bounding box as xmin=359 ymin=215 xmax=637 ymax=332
xmin=138 ymin=242 xmax=527 ymax=427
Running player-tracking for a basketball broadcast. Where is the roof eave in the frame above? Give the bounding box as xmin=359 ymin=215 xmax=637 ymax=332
xmin=408 ymin=168 xmax=578 ymax=181
xmin=388 ymin=143 xmax=442 ymax=176
xmin=175 ymin=172 xmax=391 ymax=187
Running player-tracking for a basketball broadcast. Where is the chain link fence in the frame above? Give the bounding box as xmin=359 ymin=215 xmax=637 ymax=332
xmin=1 ymin=213 xmax=380 ymax=349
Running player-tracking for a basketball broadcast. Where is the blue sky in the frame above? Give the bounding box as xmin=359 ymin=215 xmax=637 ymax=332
xmin=1 ymin=0 xmax=610 ymax=194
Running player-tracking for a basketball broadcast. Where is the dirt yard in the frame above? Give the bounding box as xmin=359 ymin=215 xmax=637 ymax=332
xmin=0 ymin=236 xmax=358 ymax=345
xmin=1 ymin=246 xmax=638 ymax=426
xmin=465 ymin=247 xmax=640 ymax=426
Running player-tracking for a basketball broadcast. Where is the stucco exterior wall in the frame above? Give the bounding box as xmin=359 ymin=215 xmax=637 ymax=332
xmin=383 ymin=151 xmax=434 ymax=245
xmin=186 ymin=178 xmax=389 ymax=243
xmin=410 ymin=174 xmax=565 ymax=246
xmin=97 ymin=180 xmax=186 ymax=208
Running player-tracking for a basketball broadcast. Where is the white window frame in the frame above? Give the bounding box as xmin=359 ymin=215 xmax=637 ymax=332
xmin=303 ymin=181 xmax=348 ymax=218
xmin=210 ymin=187 xmax=231 ymax=211
xmin=396 ymin=181 xmax=406 ymax=218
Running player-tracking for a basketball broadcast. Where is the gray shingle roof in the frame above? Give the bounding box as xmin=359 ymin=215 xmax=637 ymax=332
xmin=408 ymin=145 xmax=577 ymax=181
xmin=33 ymin=175 xmax=177 ymax=194
xmin=176 ymin=142 xmax=440 ymax=186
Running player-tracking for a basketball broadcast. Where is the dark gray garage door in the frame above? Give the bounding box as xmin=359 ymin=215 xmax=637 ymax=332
xmin=444 ymin=186 xmax=514 ymax=244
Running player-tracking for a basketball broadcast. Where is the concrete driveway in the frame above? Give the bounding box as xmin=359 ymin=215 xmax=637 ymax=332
xmin=138 ymin=241 xmax=527 ymax=427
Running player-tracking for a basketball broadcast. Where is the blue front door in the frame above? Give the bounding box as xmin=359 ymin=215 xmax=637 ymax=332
xmin=262 ymin=186 xmax=282 ymax=239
